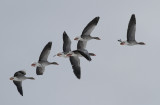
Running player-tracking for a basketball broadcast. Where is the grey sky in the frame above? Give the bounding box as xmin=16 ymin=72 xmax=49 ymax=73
xmin=1 ymin=0 xmax=160 ymax=105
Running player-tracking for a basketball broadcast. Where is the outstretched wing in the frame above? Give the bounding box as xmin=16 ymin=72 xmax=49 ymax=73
xmin=77 ymin=50 xmax=91 ymax=61
xmin=13 ymin=81 xmax=23 ymax=96
xmin=77 ymin=40 xmax=87 ymax=50
xmin=69 ymin=56 xmax=81 ymax=79
xmin=39 ymin=42 xmax=52 ymax=61
xmin=127 ymin=14 xmax=136 ymax=42
xmin=63 ymin=31 xmax=71 ymax=53
xmin=82 ymin=17 xmax=100 ymax=36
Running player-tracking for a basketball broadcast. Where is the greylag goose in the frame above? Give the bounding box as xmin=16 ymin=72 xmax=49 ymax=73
xmin=74 ymin=17 xmax=100 ymax=41
xmin=118 ymin=14 xmax=145 ymax=45
xmin=31 ymin=42 xmax=58 ymax=75
xmin=10 ymin=70 xmax=35 ymax=96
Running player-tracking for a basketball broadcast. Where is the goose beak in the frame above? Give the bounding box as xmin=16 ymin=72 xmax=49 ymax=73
xmin=57 ymin=53 xmax=62 ymax=56
xmin=66 ymin=54 xmax=72 ymax=56
xmin=31 ymin=63 xmax=36 ymax=67
xmin=120 ymin=42 xmax=125 ymax=45
xmin=74 ymin=38 xmax=79 ymax=40
xmin=10 ymin=77 xmax=14 ymax=80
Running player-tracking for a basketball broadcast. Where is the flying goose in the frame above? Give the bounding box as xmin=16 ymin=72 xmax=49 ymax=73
xmin=118 ymin=14 xmax=145 ymax=45
xmin=31 ymin=42 xmax=59 ymax=75
xmin=74 ymin=17 xmax=101 ymax=41
xmin=10 ymin=70 xmax=35 ymax=96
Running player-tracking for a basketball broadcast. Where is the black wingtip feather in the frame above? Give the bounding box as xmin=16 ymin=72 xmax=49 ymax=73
xmin=93 ymin=16 xmax=100 ymax=25
xmin=63 ymin=31 xmax=68 ymax=39
xmin=63 ymin=31 xmax=67 ymax=35
xmin=47 ymin=42 xmax=52 ymax=46
xmin=131 ymin=14 xmax=135 ymax=18
xmin=17 ymin=88 xmax=23 ymax=96
xmin=95 ymin=16 xmax=100 ymax=20
xmin=130 ymin=14 xmax=136 ymax=23
xmin=20 ymin=92 xmax=23 ymax=96
xmin=46 ymin=41 xmax=52 ymax=50
xmin=73 ymin=67 xmax=81 ymax=79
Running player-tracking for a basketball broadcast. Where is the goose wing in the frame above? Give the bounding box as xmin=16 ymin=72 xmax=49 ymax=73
xmin=13 ymin=81 xmax=23 ymax=96
xmin=39 ymin=42 xmax=52 ymax=61
xmin=63 ymin=31 xmax=71 ymax=53
xmin=77 ymin=40 xmax=87 ymax=50
xmin=82 ymin=17 xmax=100 ymax=36
xmin=127 ymin=14 xmax=136 ymax=42
xmin=14 ymin=71 xmax=26 ymax=77
xmin=36 ymin=67 xmax=45 ymax=75
xmin=69 ymin=56 xmax=81 ymax=79
xmin=77 ymin=50 xmax=91 ymax=61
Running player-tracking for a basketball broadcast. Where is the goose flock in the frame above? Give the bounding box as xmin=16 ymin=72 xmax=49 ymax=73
xmin=10 ymin=14 xmax=145 ymax=96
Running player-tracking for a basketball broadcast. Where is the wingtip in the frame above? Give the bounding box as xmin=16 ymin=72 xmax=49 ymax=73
xmin=94 ymin=16 xmax=100 ymax=22
xmin=47 ymin=41 xmax=52 ymax=49
xmin=63 ymin=31 xmax=68 ymax=37
xmin=131 ymin=14 xmax=136 ymax=19
xmin=63 ymin=31 xmax=67 ymax=34
xmin=48 ymin=41 xmax=52 ymax=45
xmin=19 ymin=92 xmax=23 ymax=96
xmin=132 ymin=14 xmax=135 ymax=17
xmin=96 ymin=16 xmax=100 ymax=19
xmin=76 ymin=75 xmax=81 ymax=79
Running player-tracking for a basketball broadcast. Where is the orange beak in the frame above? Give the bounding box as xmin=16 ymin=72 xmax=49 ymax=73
xmin=10 ymin=77 xmax=14 ymax=80
xmin=57 ymin=53 xmax=62 ymax=56
xmin=74 ymin=38 xmax=79 ymax=40
xmin=31 ymin=63 xmax=36 ymax=67
xmin=120 ymin=42 xmax=125 ymax=45
xmin=66 ymin=54 xmax=72 ymax=56
xmin=92 ymin=54 xmax=96 ymax=56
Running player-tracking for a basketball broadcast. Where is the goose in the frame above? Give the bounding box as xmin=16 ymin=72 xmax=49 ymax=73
xmin=118 ymin=14 xmax=145 ymax=46
xmin=10 ymin=70 xmax=35 ymax=96
xmin=74 ymin=17 xmax=101 ymax=41
xmin=31 ymin=42 xmax=59 ymax=75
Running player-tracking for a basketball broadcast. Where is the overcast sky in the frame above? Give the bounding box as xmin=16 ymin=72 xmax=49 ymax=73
xmin=1 ymin=0 xmax=160 ymax=105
